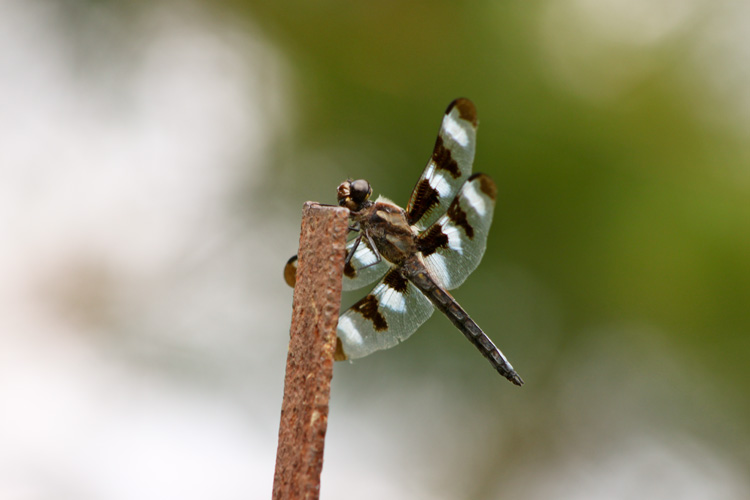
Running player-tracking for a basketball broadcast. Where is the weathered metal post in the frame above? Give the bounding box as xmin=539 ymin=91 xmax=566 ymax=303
xmin=273 ymin=202 xmax=349 ymax=500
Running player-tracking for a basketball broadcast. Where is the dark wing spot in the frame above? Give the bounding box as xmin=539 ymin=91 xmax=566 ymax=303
xmin=382 ymin=269 xmax=408 ymax=293
xmin=344 ymin=260 xmax=357 ymax=279
xmin=432 ymin=136 xmax=461 ymax=179
xmin=447 ymin=199 xmax=474 ymax=239
xmin=449 ymin=98 xmax=478 ymax=127
xmin=407 ymin=179 xmax=440 ymax=226
xmin=417 ymin=224 xmax=449 ymax=257
xmin=468 ymin=173 xmax=497 ymax=201
xmin=351 ymin=294 xmax=388 ymax=331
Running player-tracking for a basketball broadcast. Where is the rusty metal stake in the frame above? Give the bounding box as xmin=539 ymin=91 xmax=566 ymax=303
xmin=273 ymin=202 xmax=349 ymax=500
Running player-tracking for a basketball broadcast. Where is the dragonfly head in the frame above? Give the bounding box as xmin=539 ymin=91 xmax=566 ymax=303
xmin=337 ymin=178 xmax=372 ymax=212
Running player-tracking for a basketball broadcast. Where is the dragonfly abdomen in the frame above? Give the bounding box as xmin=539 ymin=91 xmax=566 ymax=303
xmin=402 ymin=256 xmax=524 ymax=386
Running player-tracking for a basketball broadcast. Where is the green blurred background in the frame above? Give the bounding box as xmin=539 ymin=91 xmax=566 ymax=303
xmin=2 ymin=0 xmax=748 ymax=498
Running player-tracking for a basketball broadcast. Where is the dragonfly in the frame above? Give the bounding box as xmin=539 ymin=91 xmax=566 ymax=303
xmin=284 ymin=98 xmax=523 ymax=386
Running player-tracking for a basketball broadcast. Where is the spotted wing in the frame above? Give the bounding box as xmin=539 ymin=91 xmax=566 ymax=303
xmin=336 ymin=269 xmax=434 ymax=360
xmin=417 ymin=173 xmax=497 ymax=290
xmin=405 ymin=98 xmax=478 ymax=232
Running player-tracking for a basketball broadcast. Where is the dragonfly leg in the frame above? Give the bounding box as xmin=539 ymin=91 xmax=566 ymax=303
xmin=344 ymin=234 xmax=362 ymax=266
xmin=358 ymin=229 xmax=383 ymax=269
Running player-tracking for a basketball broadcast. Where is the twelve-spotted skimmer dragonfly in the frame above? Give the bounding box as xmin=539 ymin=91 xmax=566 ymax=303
xmin=284 ymin=98 xmax=523 ymax=386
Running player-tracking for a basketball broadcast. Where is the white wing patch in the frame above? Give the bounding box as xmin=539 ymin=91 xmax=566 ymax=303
xmin=442 ymin=222 xmax=464 ymax=254
xmin=356 ymin=245 xmax=379 ymax=266
xmin=424 ymin=252 xmax=450 ymax=289
xmin=428 ymin=168 xmax=453 ymax=197
xmin=444 ymin=114 xmax=470 ymax=147
xmin=462 ymin=181 xmax=487 ymax=217
xmin=373 ymin=283 xmax=407 ymax=313
xmin=338 ymin=315 xmax=364 ymax=348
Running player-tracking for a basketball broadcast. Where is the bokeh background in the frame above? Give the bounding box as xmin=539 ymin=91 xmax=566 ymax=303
xmin=2 ymin=0 xmax=749 ymax=498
